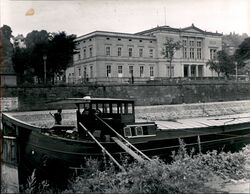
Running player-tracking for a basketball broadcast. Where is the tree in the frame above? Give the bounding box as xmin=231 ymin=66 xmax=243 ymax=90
xmin=206 ymin=59 xmax=222 ymax=76
xmin=12 ymin=47 xmax=32 ymax=83
xmin=206 ymin=50 xmax=235 ymax=77
xmin=12 ymin=30 xmax=76 ymax=84
xmin=47 ymin=32 xmax=76 ymax=82
xmin=25 ymin=30 xmax=50 ymax=49
xmin=235 ymin=37 xmax=250 ymax=61
xmin=161 ymin=38 xmax=182 ymax=78
xmin=31 ymin=43 xmax=49 ymax=82
xmin=0 ymin=25 xmax=14 ymax=68
xmin=12 ymin=30 xmax=50 ymax=83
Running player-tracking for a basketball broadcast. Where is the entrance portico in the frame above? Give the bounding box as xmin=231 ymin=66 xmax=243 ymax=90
xmin=183 ymin=64 xmax=204 ymax=77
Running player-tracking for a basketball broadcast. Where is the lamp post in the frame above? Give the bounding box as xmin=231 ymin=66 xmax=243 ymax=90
xmin=235 ymin=61 xmax=238 ymax=81
xmin=43 ymin=54 xmax=47 ymax=84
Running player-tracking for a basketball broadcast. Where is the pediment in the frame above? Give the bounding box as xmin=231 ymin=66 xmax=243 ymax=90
xmin=182 ymin=25 xmax=205 ymax=34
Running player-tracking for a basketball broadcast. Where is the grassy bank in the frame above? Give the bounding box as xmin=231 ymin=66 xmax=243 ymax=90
xmin=18 ymin=142 xmax=250 ymax=194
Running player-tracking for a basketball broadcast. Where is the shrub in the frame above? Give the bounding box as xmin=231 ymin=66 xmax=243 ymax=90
xmin=24 ymin=143 xmax=250 ymax=193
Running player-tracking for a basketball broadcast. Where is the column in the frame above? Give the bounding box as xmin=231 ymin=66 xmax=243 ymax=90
xmin=188 ymin=65 xmax=191 ymax=77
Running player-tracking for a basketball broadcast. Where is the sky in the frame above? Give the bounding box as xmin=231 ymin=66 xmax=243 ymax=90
xmin=1 ymin=0 xmax=250 ymax=37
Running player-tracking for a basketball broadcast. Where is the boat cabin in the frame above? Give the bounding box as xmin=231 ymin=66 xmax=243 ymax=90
xmin=60 ymin=97 xmax=156 ymax=140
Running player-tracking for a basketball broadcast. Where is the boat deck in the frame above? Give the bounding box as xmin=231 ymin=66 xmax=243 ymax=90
xmin=155 ymin=113 xmax=250 ymax=130
xmin=5 ymin=110 xmax=250 ymax=131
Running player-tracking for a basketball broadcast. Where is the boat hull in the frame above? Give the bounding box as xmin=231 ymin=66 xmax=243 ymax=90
xmin=17 ymin=124 xmax=250 ymax=187
xmin=2 ymin=113 xmax=250 ymax=188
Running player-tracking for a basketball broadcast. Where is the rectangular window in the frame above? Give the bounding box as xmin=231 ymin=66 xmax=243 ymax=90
xmin=89 ymin=47 xmax=93 ymax=57
xmin=106 ymin=47 xmax=110 ymax=56
xmin=210 ymin=49 xmax=217 ymax=59
xmin=191 ymin=65 xmax=196 ymax=77
xmin=129 ymin=48 xmax=133 ymax=57
xmin=165 ymin=50 xmax=170 ymax=58
xmin=189 ymin=40 xmax=194 ymax=47
xmin=198 ymin=65 xmax=203 ymax=77
xmin=139 ymin=48 xmax=143 ymax=57
xmin=90 ymin=66 xmax=93 ymax=78
xmin=190 ymin=48 xmax=195 ymax=59
xmin=84 ymin=67 xmax=87 ymax=78
xmin=184 ymin=65 xmax=189 ymax=77
xmin=128 ymin=103 xmax=133 ymax=114
xmin=124 ymin=127 xmax=132 ymax=137
xmin=210 ymin=49 xmax=213 ymax=59
xmin=183 ymin=47 xmax=187 ymax=59
xmin=78 ymin=68 xmax=81 ymax=76
xmin=118 ymin=47 xmax=122 ymax=56
xmin=129 ymin=66 xmax=133 ymax=75
xmin=150 ymin=66 xmax=154 ymax=77
xmin=197 ymin=48 xmax=202 ymax=59
xmin=106 ymin=65 xmax=111 ymax=77
xmin=167 ymin=66 xmax=174 ymax=77
xmin=183 ymin=40 xmax=187 ymax=46
xmin=118 ymin=66 xmax=123 ymax=74
xmin=118 ymin=65 xmax=123 ymax=77
xmin=197 ymin=41 xmax=202 ymax=47
xmin=140 ymin=66 xmax=144 ymax=77
xmin=83 ymin=49 xmax=86 ymax=58
xmin=149 ymin=49 xmax=153 ymax=58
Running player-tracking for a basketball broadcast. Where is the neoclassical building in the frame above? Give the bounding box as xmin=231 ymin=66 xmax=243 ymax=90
xmin=67 ymin=24 xmax=222 ymax=83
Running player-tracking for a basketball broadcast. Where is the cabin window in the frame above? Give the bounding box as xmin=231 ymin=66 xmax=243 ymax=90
xmin=103 ymin=103 xmax=112 ymax=113
xmin=117 ymin=104 xmax=121 ymax=114
xmin=83 ymin=103 xmax=90 ymax=110
xmin=111 ymin=103 xmax=119 ymax=114
xmin=131 ymin=127 xmax=136 ymax=136
xmin=103 ymin=104 xmax=108 ymax=113
xmin=109 ymin=103 xmax=112 ymax=113
xmin=136 ymin=126 xmax=143 ymax=136
xmin=121 ymin=103 xmax=126 ymax=114
xmin=147 ymin=125 xmax=156 ymax=135
xmin=120 ymin=103 xmax=133 ymax=114
xmin=124 ymin=124 xmax=156 ymax=138
xmin=92 ymin=103 xmax=97 ymax=111
xmin=143 ymin=126 xmax=149 ymax=135
xmin=97 ymin=103 xmax=103 ymax=112
xmin=128 ymin=103 xmax=133 ymax=114
xmin=124 ymin=127 xmax=132 ymax=137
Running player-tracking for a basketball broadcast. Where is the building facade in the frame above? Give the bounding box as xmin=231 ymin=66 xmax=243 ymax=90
xmin=67 ymin=24 xmax=222 ymax=83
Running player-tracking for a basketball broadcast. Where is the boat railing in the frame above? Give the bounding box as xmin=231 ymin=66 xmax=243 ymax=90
xmin=93 ymin=114 xmax=151 ymax=161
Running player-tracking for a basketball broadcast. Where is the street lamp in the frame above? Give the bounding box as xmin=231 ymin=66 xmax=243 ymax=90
xmin=43 ymin=54 xmax=47 ymax=84
xmin=235 ymin=61 xmax=238 ymax=81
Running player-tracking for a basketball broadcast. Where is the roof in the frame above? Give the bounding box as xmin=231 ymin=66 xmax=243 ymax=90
xmin=135 ymin=24 xmax=222 ymax=36
xmin=75 ymin=30 xmax=156 ymax=42
xmin=48 ymin=97 xmax=134 ymax=105
xmin=75 ymin=24 xmax=222 ymax=43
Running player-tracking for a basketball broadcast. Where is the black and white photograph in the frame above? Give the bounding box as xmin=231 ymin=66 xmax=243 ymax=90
xmin=1 ymin=0 xmax=250 ymax=193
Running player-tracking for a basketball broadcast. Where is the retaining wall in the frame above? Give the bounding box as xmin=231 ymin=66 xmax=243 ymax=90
xmin=1 ymin=82 xmax=250 ymax=111
xmin=135 ymin=100 xmax=250 ymax=120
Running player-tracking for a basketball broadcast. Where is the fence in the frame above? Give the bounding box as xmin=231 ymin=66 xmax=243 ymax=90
xmin=66 ymin=76 xmax=250 ymax=86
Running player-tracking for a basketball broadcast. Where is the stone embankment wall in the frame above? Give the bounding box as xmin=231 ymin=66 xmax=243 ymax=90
xmin=135 ymin=100 xmax=250 ymax=120
xmin=1 ymin=82 xmax=250 ymax=111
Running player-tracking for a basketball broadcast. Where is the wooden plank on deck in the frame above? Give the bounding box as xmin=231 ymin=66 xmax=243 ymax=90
xmin=111 ymin=137 xmax=144 ymax=162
